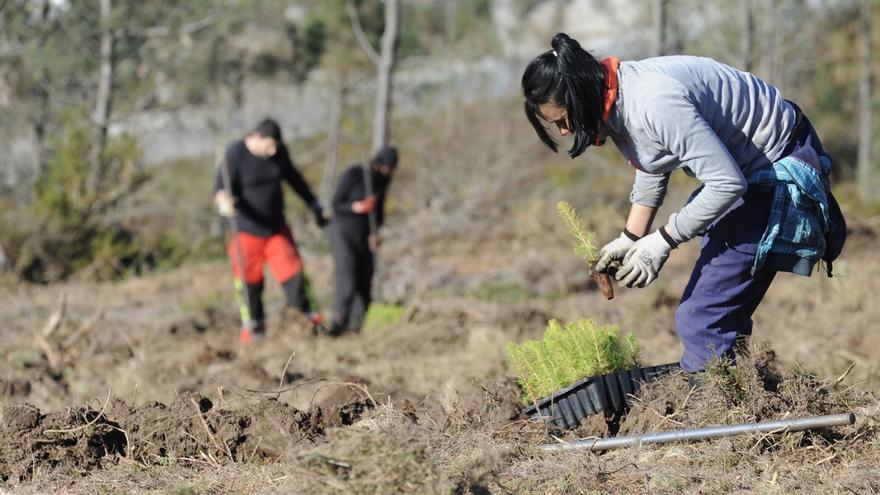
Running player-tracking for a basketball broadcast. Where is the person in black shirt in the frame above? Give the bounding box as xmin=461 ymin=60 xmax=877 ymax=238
xmin=214 ymin=119 xmax=328 ymax=342
xmin=329 ymin=146 xmax=398 ymax=335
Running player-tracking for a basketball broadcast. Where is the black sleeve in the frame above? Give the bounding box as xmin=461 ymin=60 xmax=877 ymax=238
xmin=214 ymin=145 xmax=240 ymax=195
xmin=332 ymin=167 xmax=360 ymax=216
xmin=376 ymin=187 xmax=387 ymax=228
xmin=277 ymin=144 xmax=319 ymax=208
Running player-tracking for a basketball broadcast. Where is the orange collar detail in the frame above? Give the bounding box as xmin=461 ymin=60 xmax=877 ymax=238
xmin=600 ymin=56 xmax=620 ymax=122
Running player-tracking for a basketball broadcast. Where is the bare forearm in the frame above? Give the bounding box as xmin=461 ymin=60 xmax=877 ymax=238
xmin=625 ymin=203 xmax=658 ymax=237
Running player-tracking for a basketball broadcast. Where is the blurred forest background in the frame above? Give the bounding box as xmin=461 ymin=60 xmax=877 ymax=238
xmin=0 ymin=0 xmax=877 ymax=284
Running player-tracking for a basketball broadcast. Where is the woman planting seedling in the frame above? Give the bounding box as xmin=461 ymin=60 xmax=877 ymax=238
xmin=522 ymin=33 xmax=845 ymax=373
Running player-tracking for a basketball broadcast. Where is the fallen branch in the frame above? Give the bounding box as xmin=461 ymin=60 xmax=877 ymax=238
xmin=62 ymin=307 xmax=104 ymax=351
xmin=835 ymin=362 xmax=857 ymax=385
xmin=40 ymin=293 xmax=67 ymax=338
xmin=35 ymin=293 xmax=68 ymax=370
xmin=36 ymin=337 xmax=62 ymax=371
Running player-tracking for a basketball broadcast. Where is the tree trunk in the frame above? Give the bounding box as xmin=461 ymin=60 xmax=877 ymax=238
xmin=858 ymin=0 xmax=874 ymax=202
xmin=321 ymin=82 xmax=346 ymax=205
xmin=88 ymin=0 xmax=114 ymax=198
xmin=32 ymin=87 xmax=50 ymax=185
xmin=652 ymin=0 xmax=667 ymax=57
xmin=740 ymin=0 xmax=755 ymax=72
xmin=371 ymin=0 xmax=401 ymax=153
xmin=760 ymin=1 xmax=778 ymax=83
xmin=444 ymin=0 xmax=457 ymax=169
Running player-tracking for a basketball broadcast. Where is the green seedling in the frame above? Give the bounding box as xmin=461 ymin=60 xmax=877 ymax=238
xmin=557 ymin=200 xmax=614 ymax=299
xmin=557 ymin=201 xmax=598 ymax=263
xmin=506 ymin=318 xmax=639 ymax=404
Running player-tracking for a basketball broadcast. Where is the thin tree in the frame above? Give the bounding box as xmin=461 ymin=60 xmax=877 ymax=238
xmin=320 ymin=82 xmax=347 ymax=205
xmin=88 ymin=0 xmax=114 ymax=198
xmin=858 ymin=0 xmax=874 ymax=202
xmin=372 ymin=0 xmax=401 ymax=152
xmin=444 ymin=0 xmax=457 ymax=170
xmin=760 ymin=1 xmax=778 ymax=83
xmin=652 ymin=0 xmax=668 ymax=57
xmin=740 ymin=0 xmax=755 ymax=72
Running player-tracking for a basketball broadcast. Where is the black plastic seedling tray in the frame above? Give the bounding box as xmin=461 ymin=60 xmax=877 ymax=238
xmin=522 ymin=363 xmax=680 ymax=430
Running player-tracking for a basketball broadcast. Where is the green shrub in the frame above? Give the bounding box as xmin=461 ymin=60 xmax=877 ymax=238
xmin=506 ymin=319 xmax=639 ymax=403
xmin=363 ymin=303 xmax=405 ymax=333
xmin=0 ymin=108 xmax=207 ymax=282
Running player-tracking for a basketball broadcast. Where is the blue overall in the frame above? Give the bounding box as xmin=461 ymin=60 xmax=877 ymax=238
xmin=676 ymin=112 xmax=829 ymax=372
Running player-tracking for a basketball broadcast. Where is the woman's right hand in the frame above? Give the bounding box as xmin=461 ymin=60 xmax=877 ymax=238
xmin=595 ymin=231 xmax=638 ymax=273
xmin=352 ymin=195 xmax=377 ymax=214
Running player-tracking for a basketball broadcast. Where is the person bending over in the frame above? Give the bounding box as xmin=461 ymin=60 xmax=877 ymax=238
xmin=522 ymin=34 xmax=844 ymax=372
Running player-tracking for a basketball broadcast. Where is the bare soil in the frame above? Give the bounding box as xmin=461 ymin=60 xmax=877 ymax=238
xmin=1 ymin=220 xmax=879 ymax=494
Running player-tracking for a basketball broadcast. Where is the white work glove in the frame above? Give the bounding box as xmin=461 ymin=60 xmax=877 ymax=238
xmin=215 ymin=191 xmax=236 ymax=218
xmin=595 ymin=230 xmax=639 ymax=273
xmin=615 ymin=228 xmax=677 ymax=288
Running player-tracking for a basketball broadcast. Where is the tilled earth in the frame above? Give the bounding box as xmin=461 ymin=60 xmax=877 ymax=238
xmin=1 ymin=224 xmax=879 ymax=493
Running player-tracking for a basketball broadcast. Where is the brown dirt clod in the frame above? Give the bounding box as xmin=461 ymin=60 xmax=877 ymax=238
xmin=0 ymin=393 xmax=377 ymax=482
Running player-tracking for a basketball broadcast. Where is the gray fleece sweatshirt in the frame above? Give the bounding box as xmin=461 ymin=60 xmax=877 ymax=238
xmin=606 ymin=56 xmax=796 ymax=243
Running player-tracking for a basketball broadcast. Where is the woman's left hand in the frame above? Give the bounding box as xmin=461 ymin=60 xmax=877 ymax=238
xmin=616 ymin=229 xmax=675 ymax=288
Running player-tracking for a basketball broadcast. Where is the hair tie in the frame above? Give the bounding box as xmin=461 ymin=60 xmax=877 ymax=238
xmin=552 ymin=50 xmax=558 ymax=57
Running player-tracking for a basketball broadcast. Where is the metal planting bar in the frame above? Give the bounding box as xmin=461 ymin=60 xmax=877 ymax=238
xmin=540 ymin=413 xmax=855 ymax=452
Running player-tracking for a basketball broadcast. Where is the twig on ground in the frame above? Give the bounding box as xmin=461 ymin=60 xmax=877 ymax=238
xmin=247 ymin=436 xmax=263 ymax=464
xmin=61 ymin=308 xmax=104 ymax=350
xmin=835 ymin=362 xmax=857 ymax=385
xmin=115 ymin=326 xmax=145 ymax=362
xmin=179 ymin=455 xmax=221 ymax=468
xmin=109 ymin=425 xmax=134 ymax=460
xmin=190 ymin=397 xmax=235 ymax=464
xmin=198 ymin=450 xmax=222 ymax=468
xmin=277 ymin=351 xmax=297 ymax=398
xmin=35 ymin=293 xmax=67 ymax=370
xmin=43 ymin=388 xmax=112 ymax=435
xmin=36 ymin=336 xmax=62 ymax=371
xmin=648 ymin=405 xmax=684 ymax=428
xmin=749 ymin=412 xmax=790 ymax=454
xmin=672 ymin=386 xmax=695 ymax=418
xmin=41 ymin=293 xmax=67 ymax=338
xmin=597 ymin=462 xmax=639 ymax=477
xmin=244 ymin=377 xmax=329 ymax=395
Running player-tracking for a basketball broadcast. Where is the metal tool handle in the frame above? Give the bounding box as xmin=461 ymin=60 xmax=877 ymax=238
xmin=218 ymin=155 xmax=254 ymax=330
xmin=540 ymin=412 xmax=856 ymax=452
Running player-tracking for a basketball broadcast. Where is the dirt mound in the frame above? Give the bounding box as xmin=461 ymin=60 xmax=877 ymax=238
xmin=1 ymin=393 xmax=376 ymax=483
xmin=106 ymin=394 xmax=324 ymax=465
xmin=619 ymin=346 xmax=872 ymax=445
xmin=0 ymin=402 xmax=126 ymax=483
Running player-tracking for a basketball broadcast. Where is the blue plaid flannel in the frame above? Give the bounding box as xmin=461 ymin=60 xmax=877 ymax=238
xmin=745 ymin=145 xmax=832 ymax=276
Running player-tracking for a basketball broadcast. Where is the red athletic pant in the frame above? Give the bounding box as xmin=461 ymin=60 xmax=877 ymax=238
xmin=227 ymin=227 xmax=303 ymax=285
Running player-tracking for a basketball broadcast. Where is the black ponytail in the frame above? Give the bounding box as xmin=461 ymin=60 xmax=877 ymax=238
xmin=521 ymin=33 xmax=606 ymax=159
